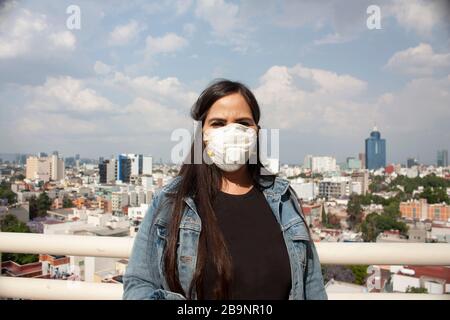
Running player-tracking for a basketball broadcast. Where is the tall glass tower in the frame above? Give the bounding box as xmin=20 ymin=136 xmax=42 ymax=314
xmin=365 ymin=126 xmax=386 ymax=170
xmin=437 ymin=150 xmax=448 ymax=167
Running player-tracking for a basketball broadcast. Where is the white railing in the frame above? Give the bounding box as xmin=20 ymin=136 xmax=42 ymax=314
xmin=1 ymin=232 xmax=450 ymax=300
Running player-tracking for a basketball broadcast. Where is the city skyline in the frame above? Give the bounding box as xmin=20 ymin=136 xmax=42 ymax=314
xmin=0 ymin=1 xmax=449 ymax=164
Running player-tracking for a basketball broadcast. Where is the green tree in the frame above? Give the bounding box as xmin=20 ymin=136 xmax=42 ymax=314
xmin=0 ymin=214 xmax=39 ymax=265
xmin=0 ymin=182 xmax=17 ymax=205
xmin=349 ymin=265 xmax=369 ymax=285
xmin=360 ymin=212 xmax=408 ymax=242
xmin=360 ymin=212 xmax=379 ymax=242
xmin=383 ymin=200 xmax=401 ymax=218
xmin=419 ymin=186 xmax=449 ymax=204
xmin=327 ymin=213 xmax=341 ymax=229
xmin=29 ymin=195 xmax=38 ymax=220
xmin=63 ymin=196 xmax=74 ymax=208
xmin=347 ymin=194 xmax=364 ymax=230
xmin=36 ymin=192 xmax=52 ymax=217
xmin=321 ymin=205 xmax=327 ymax=225
xmin=406 ymin=286 xmax=428 ymax=293
xmin=12 ymin=173 xmax=25 ymax=182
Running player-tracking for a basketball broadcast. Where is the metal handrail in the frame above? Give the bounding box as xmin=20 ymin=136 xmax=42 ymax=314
xmin=1 ymin=232 xmax=450 ymax=265
xmin=1 ymin=232 xmax=450 ymax=300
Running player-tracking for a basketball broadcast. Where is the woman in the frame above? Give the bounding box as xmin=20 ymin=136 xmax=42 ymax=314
xmin=123 ymin=79 xmax=327 ymax=300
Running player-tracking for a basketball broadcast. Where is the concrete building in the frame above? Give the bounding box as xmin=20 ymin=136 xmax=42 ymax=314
xmin=400 ymin=199 xmax=449 ymax=222
xmin=127 ymin=204 xmax=149 ymax=220
xmin=319 ymin=177 xmax=353 ymax=199
xmin=346 ymin=157 xmax=361 ymax=170
xmin=25 ymin=155 xmax=65 ymax=182
xmin=111 ymin=191 xmax=129 ymax=213
xmin=143 ymin=155 xmax=153 ymax=175
xmin=311 ymin=156 xmax=337 ymax=173
xmin=376 ymin=230 xmax=408 ymax=243
xmin=351 ymin=171 xmax=369 ymax=195
xmin=290 ymin=181 xmax=316 ymax=201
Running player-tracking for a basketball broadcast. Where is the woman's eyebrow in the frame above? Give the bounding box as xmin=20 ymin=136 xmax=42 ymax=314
xmin=235 ymin=117 xmax=254 ymax=122
xmin=207 ymin=117 xmax=226 ymax=123
xmin=207 ymin=117 xmax=254 ymax=123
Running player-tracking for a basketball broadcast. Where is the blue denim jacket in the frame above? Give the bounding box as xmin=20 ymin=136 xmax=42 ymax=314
xmin=123 ymin=175 xmax=327 ymax=300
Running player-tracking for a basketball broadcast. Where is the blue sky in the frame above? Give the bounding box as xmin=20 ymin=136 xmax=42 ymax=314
xmin=0 ymin=0 xmax=449 ymax=165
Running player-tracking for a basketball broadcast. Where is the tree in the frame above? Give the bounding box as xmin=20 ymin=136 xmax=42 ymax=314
xmin=347 ymin=194 xmax=364 ymax=230
xmin=63 ymin=196 xmax=74 ymax=208
xmin=0 ymin=182 xmax=17 ymax=205
xmin=327 ymin=213 xmax=340 ymax=229
xmin=29 ymin=195 xmax=38 ymax=220
xmin=360 ymin=212 xmax=379 ymax=242
xmin=406 ymin=286 xmax=428 ymax=293
xmin=349 ymin=265 xmax=369 ymax=285
xmin=12 ymin=173 xmax=25 ymax=182
xmin=419 ymin=186 xmax=449 ymax=204
xmin=360 ymin=212 xmax=408 ymax=242
xmin=37 ymin=192 xmax=52 ymax=217
xmin=321 ymin=205 xmax=327 ymax=225
xmin=383 ymin=200 xmax=401 ymax=218
xmin=0 ymin=214 xmax=39 ymax=265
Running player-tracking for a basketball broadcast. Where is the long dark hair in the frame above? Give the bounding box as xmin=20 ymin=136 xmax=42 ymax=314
xmin=163 ymin=79 xmax=276 ymax=299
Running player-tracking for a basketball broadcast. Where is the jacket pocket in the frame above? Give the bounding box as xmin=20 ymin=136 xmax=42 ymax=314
xmin=284 ymin=218 xmax=309 ymax=267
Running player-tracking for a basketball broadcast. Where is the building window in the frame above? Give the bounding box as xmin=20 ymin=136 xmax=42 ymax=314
xmin=434 ymin=208 xmax=440 ymax=220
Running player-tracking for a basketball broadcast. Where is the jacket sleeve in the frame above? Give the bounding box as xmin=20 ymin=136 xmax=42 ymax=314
xmin=288 ymin=185 xmax=328 ymax=300
xmin=304 ymin=240 xmax=328 ymax=300
xmin=122 ymin=190 xmax=186 ymax=300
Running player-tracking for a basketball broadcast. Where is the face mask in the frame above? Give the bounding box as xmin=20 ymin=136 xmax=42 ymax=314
xmin=203 ymin=123 xmax=257 ymax=172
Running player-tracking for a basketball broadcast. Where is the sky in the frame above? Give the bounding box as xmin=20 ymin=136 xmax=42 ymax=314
xmin=0 ymin=0 xmax=449 ymax=165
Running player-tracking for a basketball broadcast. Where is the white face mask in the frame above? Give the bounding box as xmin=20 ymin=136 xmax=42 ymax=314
xmin=203 ymin=123 xmax=258 ymax=172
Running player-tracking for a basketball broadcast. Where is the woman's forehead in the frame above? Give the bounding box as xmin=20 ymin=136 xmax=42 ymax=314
xmin=206 ymin=93 xmax=253 ymax=119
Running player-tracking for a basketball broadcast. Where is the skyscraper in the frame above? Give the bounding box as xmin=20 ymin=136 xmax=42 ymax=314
xmin=117 ymin=154 xmax=131 ymax=183
xmin=365 ymin=126 xmax=386 ymax=170
xmin=358 ymin=153 xmax=366 ymax=169
xmin=437 ymin=150 xmax=448 ymax=167
xmin=407 ymin=158 xmax=419 ymax=168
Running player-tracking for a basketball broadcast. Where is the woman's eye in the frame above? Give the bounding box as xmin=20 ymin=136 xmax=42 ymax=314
xmin=211 ymin=122 xmax=224 ymax=127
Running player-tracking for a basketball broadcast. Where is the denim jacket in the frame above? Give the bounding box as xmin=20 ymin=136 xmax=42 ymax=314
xmin=123 ymin=175 xmax=327 ymax=300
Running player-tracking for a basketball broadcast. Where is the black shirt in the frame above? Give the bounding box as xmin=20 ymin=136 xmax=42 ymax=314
xmin=202 ymin=186 xmax=292 ymax=299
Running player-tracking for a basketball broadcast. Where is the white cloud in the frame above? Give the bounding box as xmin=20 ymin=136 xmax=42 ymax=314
xmin=121 ymin=97 xmax=189 ymax=132
xmin=253 ymin=63 xmax=450 ymax=158
xmin=27 ymin=76 xmax=116 ymax=114
xmin=108 ymin=20 xmax=142 ymax=46
xmin=94 ymin=61 xmax=112 ymax=75
xmin=314 ymin=33 xmax=353 ymax=46
xmin=17 ymin=113 xmax=99 ymax=135
xmin=387 ymin=0 xmax=447 ymax=37
xmin=254 ymin=64 xmax=368 ymax=132
xmin=195 ymin=0 xmax=240 ymax=35
xmin=111 ymin=71 xmax=197 ymax=108
xmin=145 ymin=32 xmax=188 ymax=54
xmin=183 ymin=23 xmax=196 ymax=37
xmin=0 ymin=8 xmax=47 ymax=59
xmin=194 ymin=0 xmax=253 ymax=53
xmin=386 ymin=43 xmax=450 ymax=76
xmin=14 ymin=72 xmax=195 ymax=147
xmin=0 ymin=6 xmax=80 ymax=60
xmin=375 ymin=76 xmax=450 ymax=135
xmin=174 ymin=0 xmax=193 ymax=15
xmin=48 ymin=31 xmax=76 ymax=50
